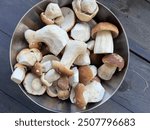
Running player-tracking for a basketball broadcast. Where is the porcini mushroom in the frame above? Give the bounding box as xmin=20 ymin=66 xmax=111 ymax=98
xmin=23 ymin=73 xmax=46 ymax=95
xmin=71 ymin=22 xmax=90 ymax=42
xmin=46 ymin=82 xmax=58 ymax=97
xmin=92 ymin=22 xmax=119 ymax=54
xmin=74 ymin=49 xmax=91 ymax=65
xmin=57 ymin=76 xmax=70 ymax=90
xmin=52 ymin=40 xmax=87 ymax=76
xmin=25 ymin=25 xmax=69 ymax=56
xmin=11 ymin=63 xmax=27 ymax=84
xmin=72 ymin=0 xmax=99 ymax=22
xmin=98 ymin=53 xmax=125 ymax=80
xmin=32 ymin=55 xmax=59 ymax=76
xmin=79 ymin=65 xmax=97 ymax=85
xmin=60 ymin=7 xmax=75 ymax=32
xmin=40 ymin=3 xmax=64 ymax=25
xmin=16 ymin=48 xmax=37 ymax=66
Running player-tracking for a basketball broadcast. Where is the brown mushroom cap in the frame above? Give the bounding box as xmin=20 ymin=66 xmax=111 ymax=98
xmin=75 ymin=83 xmax=87 ymax=109
xmin=57 ymin=88 xmax=70 ymax=100
xmin=102 ymin=53 xmax=125 ymax=71
xmin=57 ymin=76 xmax=70 ymax=90
xmin=52 ymin=61 xmax=74 ymax=76
xmin=32 ymin=62 xmax=43 ymax=76
xmin=92 ymin=22 xmax=119 ymax=38
xmin=79 ymin=66 xmax=94 ymax=85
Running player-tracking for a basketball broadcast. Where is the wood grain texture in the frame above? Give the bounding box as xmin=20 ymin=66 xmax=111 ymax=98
xmin=112 ymin=53 xmax=150 ymax=112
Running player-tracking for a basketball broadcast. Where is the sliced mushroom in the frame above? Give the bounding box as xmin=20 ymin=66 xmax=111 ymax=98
xmin=74 ymin=49 xmax=90 ymax=65
xmin=92 ymin=22 xmax=119 ymax=54
xmin=25 ymin=25 xmax=69 ymax=56
xmin=79 ymin=65 xmax=97 ymax=85
xmin=40 ymin=3 xmax=64 ymax=25
xmin=52 ymin=40 xmax=87 ymax=76
xmin=32 ymin=55 xmax=59 ymax=76
xmin=60 ymin=7 xmax=75 ymax=32
xmin=71 ymin=22 xmax=90 ymax=42
xmin=98 ymin=53 xmax=125 ymax=80
xmin=72 ymin=0 xmax=99 ymax=22
xmin=11 ymin=63 xmax=27 ymax=84
xmin=23 ymin=73 xmax=46 ymax=95
xmin=16 ymin=48 xmax=38 ymax=66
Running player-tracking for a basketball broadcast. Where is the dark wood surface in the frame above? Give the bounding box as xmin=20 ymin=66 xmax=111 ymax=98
xmin=0 ymin=0 xmax=149 ymax=113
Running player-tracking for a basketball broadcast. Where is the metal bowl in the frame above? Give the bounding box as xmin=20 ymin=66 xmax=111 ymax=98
xmin=10 ymin=0 xmax=129 ymax=112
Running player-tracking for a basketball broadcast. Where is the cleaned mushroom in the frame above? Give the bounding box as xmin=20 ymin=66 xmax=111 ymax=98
xmin=25 ymin=25 xmax=69 ymax=56
xmin=98 ymin=53 xmax=125 ymax=80
xmin=71 ymin=22 xmax=90 ymax=42
xmin=40 ymin=3 xmax=64 ymax=25
xmin=23 ymin=73 xmax=46 ymax=95
xmin=69 ymin=67 xmax=79 ymax=88
xmin=79 ymin=65 xmax=97 ymax=85
xmin=92 ymin=22 xmax=119 ymax=54
xmin=52 ymin=40 xmax=87 ymax=76
xmin=87 ymin=40 xmax=95 ymax=51
xmin=46 ymin=82 xmax=58 ymax=97
xmin=32 ymin=55 xmax=59 ymax=76
xmin=11 ymin=63 xmax=27 ymax=84
xmin=74 ymin=49 xmax=90 ymax=65
xmin=72 ymin=0 xmax=99 ymax=22
xmin=16 ymin=48 xmax=41 ymax=66
xmin=57 ymin=76 xmax=70 ymax=90
xmin=60 ymin=7 xmax=75 ymax=32
xmin=57 ymin=87 xmax=70 ymax=100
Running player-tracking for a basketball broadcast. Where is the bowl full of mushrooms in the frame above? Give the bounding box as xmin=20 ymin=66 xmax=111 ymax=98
xmin=10 ymin=0 xmax=129 ymax=112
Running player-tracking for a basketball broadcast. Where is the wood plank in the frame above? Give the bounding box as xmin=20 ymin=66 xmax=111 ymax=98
xmin=112 ymin=53 xmax=150 ymax=112
xmin=0 ymin=91 xmax=32 ymax=112
xmin=99 ymin=0 xmax=150 ymax=61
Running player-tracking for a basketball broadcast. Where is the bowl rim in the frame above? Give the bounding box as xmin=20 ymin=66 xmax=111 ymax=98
xmin=9 ymin=0 xmax=130 ymax=113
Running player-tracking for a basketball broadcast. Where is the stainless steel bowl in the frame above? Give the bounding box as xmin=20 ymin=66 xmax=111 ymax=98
xmin=10 ymin=0 xmax=129 ymax=112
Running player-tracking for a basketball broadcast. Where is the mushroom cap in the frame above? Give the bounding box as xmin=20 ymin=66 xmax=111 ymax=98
xmin=60 ymin=7 xmax=75 ymax=32
xmin=41 ymin=73 xmax=52 ymax=87
xmin=52 ymin=61 xmax=74 ymax=76
xmin=41 ymin=54 xmax=59 ymax=63
xmin=75 ymin=83 xmax=87 ymax=109
xmin=79 ymin=65 xmax=97 ymax=85
xmin=46 ymin=83 xmax=58 ymax=97
xmin=32 ymin=62 xmax=43 ymax=76
xmin=57 ymin=87 xmax=70 ymax=100
xmin=102 ymin=53 xmax=125 ymax=71
xmin=14 ymin=63 xmax=27 ymax=71
xmin=23 ymin=73 xmax=46 ymax=95
xmin=57 ymin=76 xmax=70 ymax=90
xmin=72 ymin=0 xmax=99 ymax=22
xmin=92 ymin=22 xmax=119 ymax=38
xmin=30 ymin=48 xmax=42 ymax=62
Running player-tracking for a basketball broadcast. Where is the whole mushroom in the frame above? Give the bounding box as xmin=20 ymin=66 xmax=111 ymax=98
xmin=72 ymin=0 xmax=99 ymax=22
xmin=92 ymin=22 xmax=119 ymax=54
xmin=98 ymin=53 xmax=125 ymax=80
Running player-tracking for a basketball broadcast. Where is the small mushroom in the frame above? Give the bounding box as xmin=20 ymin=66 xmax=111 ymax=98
xmin=98 ymin=53 xmax=125 ymax=80
xmin=92 ymin=22 xmax=119 ymax=54
xmin=72 ymin=0 xmax=99 ymax=22
xmin=57 ymin=87 xmax=70 ymax=100
xmin=71 ymin=22 xmax=90 ymax=42
xmin=11 ymin=63 xmax=27 ymax=84
xmin=30 ymin=48 xmax=43 ymax=62
xmin=74 ymin=49 xmax=90 ymax=65
xmin=87 ymin=40 xmax=95 ymax=51
xmin=23 ymin=73 xmax=46 ymax=95
xmin=16 ymin=48 xmax=39 ymax=66
xmin=52 ymin=40 xmax=87 ymax=76
xmin=57 ymin=76 xmax=70 ymax=90
xmin=69 ymin=67 xmax=79 ymax=88
xmin=60 ymin=7 xmax=75 ymax=32
xmin=46 ymin=82 xmax=58 ymax=97
xmin=40 ymin=3 xmax=64 ymax=25
xmin=25 ymin=25 xmax=69 ymax=56
xmin=79 ymin=65 xmax=97 ymax=85
xmin=32 ymin=55 xmax=59 ymax=76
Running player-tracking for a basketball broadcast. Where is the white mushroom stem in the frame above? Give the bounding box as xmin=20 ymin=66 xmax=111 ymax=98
xmin=11 ymin=67 xmax=26 ymax=84
xmin=60 ymin=40 xmax=87 ymax=68
xmin=41 ymin=61 xmax=52 ymax=72
xmin=25 ymin=25 xmax=69 ymax=56
xmin=45 ymin=69 xmax=60 ymax=83
xmin=83 ymin=80 xmax=105 ymax=103
xmin=69 ymin=67 xmax=79 ymax=88
xmin=87 ymin=40 xmax=95 ymax=51
xmin=94 ymin=30 xmax=114 ymax=54
xmin=74 ymin=49 xmax=90 ymax=65
xmin=98 ymin=64 xmax=117 ymax=80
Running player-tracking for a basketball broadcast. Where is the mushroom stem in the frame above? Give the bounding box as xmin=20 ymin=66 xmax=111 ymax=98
xmin=11 ymin=67 xmax=26 ymax=84
xmin=98 ymin=64 xmax=117 ymax=80
xmin=94 ymin=30 xmax=114 ymax=54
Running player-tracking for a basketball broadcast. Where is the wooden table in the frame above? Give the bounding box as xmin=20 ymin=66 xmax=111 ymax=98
xmin=0 ymin=0 xmax=150 ymax=113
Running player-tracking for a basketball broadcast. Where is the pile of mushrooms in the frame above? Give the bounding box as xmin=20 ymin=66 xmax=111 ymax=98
xmin=11 ymin=0 xmax=125 ymax=110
